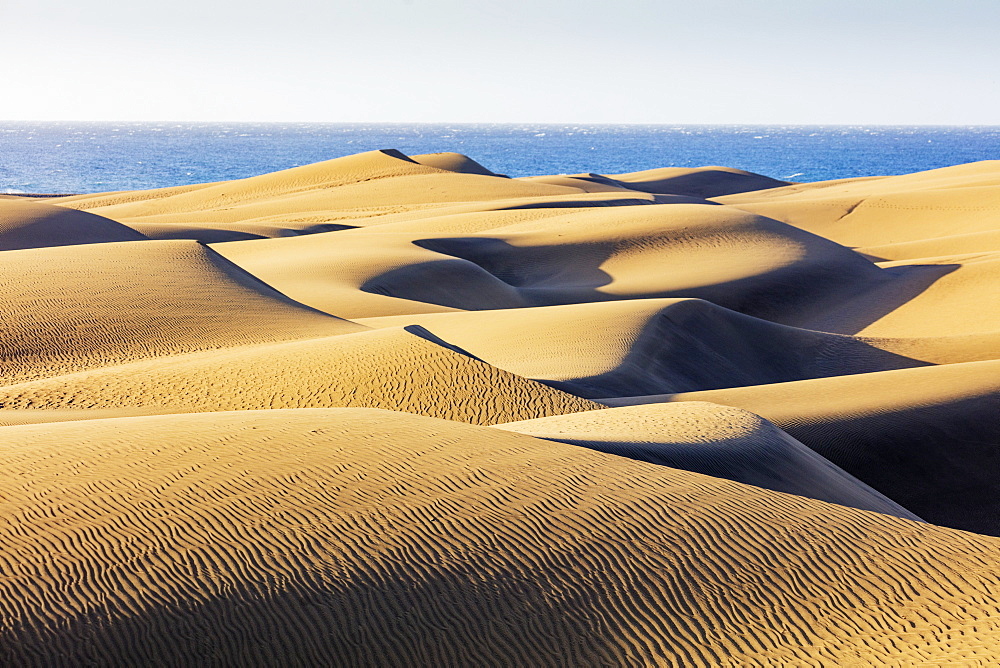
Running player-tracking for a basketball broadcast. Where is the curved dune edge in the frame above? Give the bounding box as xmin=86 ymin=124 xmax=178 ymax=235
xmin=358 ymin=298 xmax=997 ymax=397
xmin=71 ymin=150 xmax=583 ymax=229
xmin=495 ymin=401 xmax=922 ymax=521
xmin=0 ymin=407 xmax=185 ymax=426
xmin=410 ymin=151 xmax=502 ymax=176
xmin=2 ymin=408 xmax=1000 ymax=665
xmin=604 ymin=360 xmax=1000 ymax=535
xmin=0 ymin=238 xmax=364 ymax=383
xmin=212 ymin=200 xmax=895 ymax=324
xmin=600 ymin=165 xmax=791 ymax=197
xmin=0 ymin=198 xmax=147 ymax=250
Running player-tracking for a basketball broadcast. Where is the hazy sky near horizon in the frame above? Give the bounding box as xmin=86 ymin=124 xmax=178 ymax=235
xmin=2 ymin=0 xmax=998 ymax=124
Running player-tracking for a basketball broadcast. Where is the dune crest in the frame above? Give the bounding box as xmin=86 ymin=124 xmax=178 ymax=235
xmin=496 ymin=401 xmax=922 ymax=520
xmin=0 ymin=325 xmax=600 ymax=425
xmin=0 ymin=238 xmax=363 ymax=383
xmin=0 ymin=197 xmax=146 ymax=250
xmin=606 ymin=360 xmax=1000 ymax=535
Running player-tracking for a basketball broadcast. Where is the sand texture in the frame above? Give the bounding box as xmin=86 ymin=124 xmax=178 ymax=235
xmin=3 ymin=150 xmax=999 ymax=664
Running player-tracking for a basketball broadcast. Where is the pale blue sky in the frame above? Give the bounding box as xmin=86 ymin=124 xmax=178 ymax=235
xmin=2 ymin=0 xmax=998 ymax=123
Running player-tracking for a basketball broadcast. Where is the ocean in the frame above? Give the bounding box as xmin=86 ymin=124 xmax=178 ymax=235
xmin=2 ymin=122 xmax=999 ymax=194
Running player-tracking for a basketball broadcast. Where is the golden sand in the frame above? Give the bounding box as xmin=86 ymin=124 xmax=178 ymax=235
xmin=2 ymin=150 xmax=999 ymax=664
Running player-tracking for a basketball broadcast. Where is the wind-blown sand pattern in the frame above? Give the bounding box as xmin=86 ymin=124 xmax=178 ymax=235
xmin=2 ymin=150 xmax=999 ymax=664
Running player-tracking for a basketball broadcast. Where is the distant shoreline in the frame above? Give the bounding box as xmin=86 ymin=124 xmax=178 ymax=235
xmin=0 ymin=193 xmax=78 ymax=198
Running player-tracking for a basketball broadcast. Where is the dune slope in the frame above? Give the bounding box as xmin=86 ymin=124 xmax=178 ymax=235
xmin=607 ymin=361 xmax=1000 ymax=535
xmin=357 ymin=298 xmax=961 ymax=398
xmin=0 ymin=239 xmax=363 ymax=383
xmin=496 ymin=401 xmax=922 ymax=520
xmin=0 ymin=197 xmax=146 ymax=250
xmin=0 ymin=326 xmax=599 ymax=425
xmin=3 ymin=409 xmax=1000 ymax=666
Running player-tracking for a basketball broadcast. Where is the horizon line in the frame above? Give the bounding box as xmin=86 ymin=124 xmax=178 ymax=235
xmin=3 ymin=119 xmax=1000 ymax=128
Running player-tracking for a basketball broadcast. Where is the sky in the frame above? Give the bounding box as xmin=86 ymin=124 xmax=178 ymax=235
xmin=2 ymin=0 xmax=998 ymax=124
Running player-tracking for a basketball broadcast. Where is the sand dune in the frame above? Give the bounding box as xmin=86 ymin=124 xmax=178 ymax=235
xmin=46 ymin=180 xmax=222 ymax=209
xmin=0 ymin=241 xmax=365 ymax=383
xmin=0 ymin=407 xmax=181 ymax=426
xmin=4 ymin=409 xmax=1000 ymax=665
xmin=496 ymin=401 xmax=922 ymax=520
xmin=597 ymin=165 xmax=791 ymax=197
xmin=606 ymin=360 xmax=1000 ymax=535
xmin=357 ymin=298 xmax=977 ymax=398
xmin=359 ymin=298 xmax=999 ymax=386
xmin=212 ymin=201 xmax=898 ymax=324
xmin=712 ymin=165 xmax=1000 ymax=337
xmin=518 ymin=173 xmax=653 ymax=193
xmin=860 ymin=228 xmax=1000 ymax=261
xmin=0 ymin=326 xmax=598 ymax=424
xmin=0 ymin=197 xmax=146 ymax=250
xmin=3 ymin=151 xmax=1000 ymax=663
xmin=518 ymin=168 xmax=790 ymax=199
xmin=59 ymin=150 xmax=665 ymax=244
xmin=718 ymin=161 xmax=1000 ymax=247
xmin=411 ymin=203 xmax=883 ymax=320
xmin=860 ymin=252 xmax=1000 ymax=336
xmin=76 ymin=150 xmax=581 ymax=226
xmin=797 ymin=250 xmax=1000 ymax=337
xmin=411 ymin=151 xmax=503 ymax=176
xmin=0 ymin=238 xmax=362 ymax=383
xmin=212 ymin=227 xmax=525 ymax=317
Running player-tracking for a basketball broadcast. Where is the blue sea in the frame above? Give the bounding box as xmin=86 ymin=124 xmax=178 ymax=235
xmin=2 ymin=122 xmax=999 ymax=194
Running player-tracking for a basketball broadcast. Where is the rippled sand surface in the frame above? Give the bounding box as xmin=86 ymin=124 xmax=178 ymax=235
xmin=3 ymin=151 xmax=999 ymax=665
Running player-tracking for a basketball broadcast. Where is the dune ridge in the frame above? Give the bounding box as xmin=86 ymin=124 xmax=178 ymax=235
xmin=0 ymin=238 xmax=363 ymax=383
xmin=357 ymin=298 xmax=993 ymax=398
xmin=2 ymin=150 xmax=999 ymax=664
xmin=0 ymin=325 xmax=599 ymax=425
xmin=605 ymin=360 xmax=1000 ymax=535
xmin=495 ymin=401 xmax=922 ymax=520
xmin=0 ymin=197 xmax=146 ymax=250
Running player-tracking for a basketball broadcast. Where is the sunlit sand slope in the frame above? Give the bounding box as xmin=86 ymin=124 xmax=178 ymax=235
xmin=718 ymin=162 xmax=1000 ymax=336
xmin=212 ymin=227 xmax=522 ymax=317
xmin=359 ymin=299 xmax=998 ymax=396
xmin=0 ymin=408 xmax=178 ymax=426
xmin=62 ymin=149 xmax=992 ymax=337
xmin=496 ymin=402 xmax=921 ymax=520
xmin=607 ymin=361 xmax=1000 ymax=535
xmin=409 ymin=203 xmax=884 ymax=320
xmin=2 ymin=409 xmax=1000 ymax=666
xmin=598 ymin=165 xmax=791 ymax=197
xmin=46 ymin=180 xmax=222 ymax=209
xmin=411 ymin=151 xmax=502 ymax=176
xmin=0 ymin=239 xmax=363 ymax=383
xmin=802 ymin=250 xmax=1000 ymax=337
xmin=64 ymin=149 xmax=580 ymax=227
xmin=48 ymin=150 xmax=645 ymax=243
xmin=0 ymin=326 xmax=598 ymax=425
xmin=717 ymin=161 xmax=1000 ymax=250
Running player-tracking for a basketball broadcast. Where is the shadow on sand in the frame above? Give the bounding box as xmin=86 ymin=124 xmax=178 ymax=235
xmin=361 ymin=235 xmax=958 ymax=337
